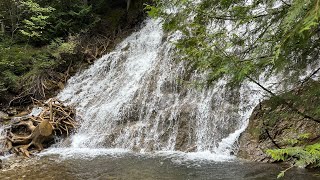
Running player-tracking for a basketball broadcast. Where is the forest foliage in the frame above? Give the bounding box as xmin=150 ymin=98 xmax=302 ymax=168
xmin=0 ymin=0 xmax=96 ymax=102
xmin=0 ymin=0 xmax=147 ymax=105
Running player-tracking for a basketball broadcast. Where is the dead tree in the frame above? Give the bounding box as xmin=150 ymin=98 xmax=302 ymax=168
xmin=1 ymin=98 xmax=78 ymax=157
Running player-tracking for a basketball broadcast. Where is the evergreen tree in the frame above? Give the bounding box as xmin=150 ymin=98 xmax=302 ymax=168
xmin=149 ymin=0 xmax=320 ymax=86
xmin=19 ymin=0 xmax=55 ymax=43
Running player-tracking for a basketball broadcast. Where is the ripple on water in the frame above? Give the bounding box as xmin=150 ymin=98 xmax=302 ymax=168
xmin=1 ymin=151 xmax=319 ymax=180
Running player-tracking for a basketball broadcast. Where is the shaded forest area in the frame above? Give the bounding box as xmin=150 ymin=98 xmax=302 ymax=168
xmin=0 ymin=0 xmax=150 ymax=108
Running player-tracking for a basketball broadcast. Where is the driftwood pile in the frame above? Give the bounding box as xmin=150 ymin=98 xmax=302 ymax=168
xmin=1 ymin=98 xmax=77 ymax=157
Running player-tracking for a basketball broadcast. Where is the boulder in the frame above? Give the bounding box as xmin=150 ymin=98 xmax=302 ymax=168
xmin=237 ymin=81 xmax=320 ymax=162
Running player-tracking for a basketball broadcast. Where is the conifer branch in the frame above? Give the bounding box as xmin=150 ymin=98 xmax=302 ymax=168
xmin=300 ymin=67 xmax=320 ymax=86
xmin=280 ymin=0 xmax=291 ymax=7
xmin=247 ymin=75 xmax=320 ymax=124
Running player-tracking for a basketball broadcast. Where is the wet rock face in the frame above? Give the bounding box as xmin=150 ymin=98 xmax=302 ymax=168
xmin=173 ymin=105 xmax=196 ymax=152
xmin=237 ymin=81 xmax=320 ymax=162
xmin=237 ymin=103 xmax=277 ymax=162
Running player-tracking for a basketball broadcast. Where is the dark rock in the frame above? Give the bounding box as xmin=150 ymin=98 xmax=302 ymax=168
xmin=174 ymin=104 xmax=196 ymax=151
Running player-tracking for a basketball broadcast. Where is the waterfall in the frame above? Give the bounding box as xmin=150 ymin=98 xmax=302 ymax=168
xmin=0 ymin=126 xmax=5 ymax=151
xmin=56 ymin=18 xmax=269 ymax=158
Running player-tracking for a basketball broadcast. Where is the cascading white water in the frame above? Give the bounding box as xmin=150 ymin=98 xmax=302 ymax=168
xmin=0 ymin=126 xmax=5 ymax=150
xmin=56 ymin=18 xmax=271 ymax=158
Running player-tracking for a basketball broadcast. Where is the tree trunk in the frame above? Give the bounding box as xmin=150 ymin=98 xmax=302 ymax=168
xmin=127 ymin=0 xmax=131 ymax=10
xmin=0 ymin=20 xmax=4 ymax=34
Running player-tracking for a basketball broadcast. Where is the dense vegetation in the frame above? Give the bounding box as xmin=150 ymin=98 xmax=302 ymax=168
xmin=0 ymin=0 xmax=148 ymax=106
xmin=150 ymin=0 xmax=320 ymax=176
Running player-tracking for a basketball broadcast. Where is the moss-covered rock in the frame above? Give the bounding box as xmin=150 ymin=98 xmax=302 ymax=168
xmin=238 ymin=81 xmax=320 ymax=162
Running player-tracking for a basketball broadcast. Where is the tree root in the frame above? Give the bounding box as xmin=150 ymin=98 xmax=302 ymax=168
xmin=1 ymin=98 xmax=77 ymax=157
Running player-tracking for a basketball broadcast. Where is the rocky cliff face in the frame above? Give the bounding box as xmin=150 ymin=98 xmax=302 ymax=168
xmin=237 ymin=81 xmax=320 ymax=162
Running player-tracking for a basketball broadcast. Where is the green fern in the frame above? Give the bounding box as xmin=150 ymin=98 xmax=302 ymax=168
xmin=267 ymin=143 xmax=320 ymax=177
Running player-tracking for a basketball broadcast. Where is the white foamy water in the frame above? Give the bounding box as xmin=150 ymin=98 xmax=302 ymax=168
xmin=0 ymin=126 xmax=5 ymax=150
xmin=40 ymin=148 xmax=130 ymax=159
xmin=54 ymin=18 xmax=276 ymax=160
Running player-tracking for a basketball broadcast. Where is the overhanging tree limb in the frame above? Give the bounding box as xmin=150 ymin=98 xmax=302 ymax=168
xmin=247 ymin=75 xmax=320 ymax=123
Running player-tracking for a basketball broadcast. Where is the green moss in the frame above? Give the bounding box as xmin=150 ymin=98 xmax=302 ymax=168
xmin=242 ymin=80 xmax=320 ymax=162
xmin=255 ymin=81 xmax=320 ymax=176
xmin=283 ymin=81 xmax=320 ymax=119
xmin=251 ymin=127 xmax=263 ymax=140
xmin=259 ymin=82 xmax=320 ymax=131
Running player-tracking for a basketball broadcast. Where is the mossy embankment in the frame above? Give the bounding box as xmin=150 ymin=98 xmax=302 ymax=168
xmin=238 ymin=80 xmax=320 ymax=165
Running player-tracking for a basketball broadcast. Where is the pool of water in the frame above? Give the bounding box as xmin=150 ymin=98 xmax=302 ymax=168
xmin=1 ymin=149 xmax=319 ymax=180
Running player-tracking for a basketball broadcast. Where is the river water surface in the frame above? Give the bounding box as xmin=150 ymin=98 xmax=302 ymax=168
xmin=1 ymin=149 xmax=319 ymax=180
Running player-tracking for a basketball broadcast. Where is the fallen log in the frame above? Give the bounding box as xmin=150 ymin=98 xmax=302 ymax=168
xmin=1 ymin=98 xmax=78 ymax=157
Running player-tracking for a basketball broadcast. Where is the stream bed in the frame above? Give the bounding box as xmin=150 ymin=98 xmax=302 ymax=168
xmin=1 ymin=149 xmax=319 ymax=180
